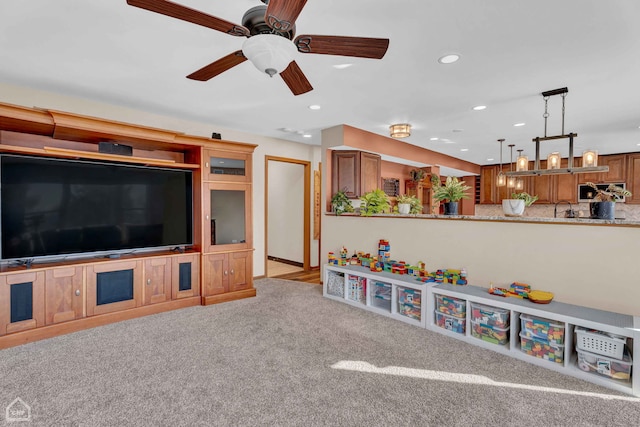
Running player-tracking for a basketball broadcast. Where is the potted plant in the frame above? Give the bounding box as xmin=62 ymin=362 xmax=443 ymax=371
xmin=502 ymin=192 xmax=538 ymax=217
xmin=360 ymin=189 xmax=391 ymax=216
xmin=396 ymin=194 xmax=421 ymax=214
xmin=331 ymin=189 xmax=354 ymax=215
xmin=585 ymin=182 xmax=631 ymax=220
xmin=432 ymin=175 xmax=471 ymax=215
xmin=409 ymin=168 xmax=426 ymax=183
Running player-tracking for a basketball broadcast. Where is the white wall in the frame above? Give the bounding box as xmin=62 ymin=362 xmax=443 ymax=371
xmin=0 ymin=82 xmax=321 ymax=276
xmin=267 ymin=160 xmax=304 ymax=263
xmin=321 ymin=215 xmax=640 ymax=316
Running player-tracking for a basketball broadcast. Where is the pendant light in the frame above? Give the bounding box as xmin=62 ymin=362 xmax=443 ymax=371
xmin=507 ymin=144 xmax=516 ymax=189
xmin=516 ymin=149 xmax=528 ymax=171
xmin=496 ymin=139 xmax=506 ymax=187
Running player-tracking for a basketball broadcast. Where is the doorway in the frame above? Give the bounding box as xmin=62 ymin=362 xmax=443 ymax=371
xmin=265 ymin=156 xmax=311 ymax=277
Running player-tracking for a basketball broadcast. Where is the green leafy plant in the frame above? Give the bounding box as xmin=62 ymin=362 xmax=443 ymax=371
xmin=360 ymin=189 xmax=391 ymax=216
xmin=511 ymin=192 xmax=538 ymax=207
xmin=409 ymin=168 xmax=426 ymax=182
xmin=586 ymin=182 xmax=631 ymax=202
xmin=432 ymin=176 xmax=471 ymax=202
xmin=331 ymin=189 xmax=354 ymax=215
xmin=395 ymin=194 xmax=422 ymax=214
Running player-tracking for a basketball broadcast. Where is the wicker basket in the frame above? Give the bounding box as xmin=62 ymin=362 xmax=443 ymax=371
xmin=575 ymin=326 xmax=626 ymax=360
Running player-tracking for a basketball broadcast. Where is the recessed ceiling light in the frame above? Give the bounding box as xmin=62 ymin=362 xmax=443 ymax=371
xmin=333 ymin=63 xmax=353 ymax=69
xmin=303 ymin=134 xmax=312 ymax=138
xmin=438 ymin=54 xmax=460 ymax=64
xmin=487 ymin=158 xmax=494 ymax=161
xmin=282 ymin=128 xmax=293 ymax=132
xmin=472 ymin=105 xmax=487 ymax=111
xmin=309 ymin=105 xmax=321 ymax=110
xmin=452 ymin=129 xmax=464 ymax=133
xmin=460 ymin=148 xmax=469 ymax=152
xmin=430 ymin=137 xmax=439 ymax=141
xmin=513 ymin=122 xmax=526 ymax=127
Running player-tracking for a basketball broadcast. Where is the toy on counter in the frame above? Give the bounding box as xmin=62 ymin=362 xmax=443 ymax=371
xmin=528 ymin=290 xmax=554 ymax=304
xmin=489 ymin=283 xmax=509 ymax=297
xmin=487 ymin=281 xmax=555 ymax=304
xmin=509 ymin=282 xmax=531 ymax=298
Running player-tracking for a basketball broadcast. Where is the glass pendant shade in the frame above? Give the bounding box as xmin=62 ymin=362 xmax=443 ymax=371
xmin=515 ymin=178 xmax=524 ymax=191
xmin=547 ymin=152 xmax=561 ymax=169
xmin=516 ymin=154 xmax=529 ymax=171
xmin=582 ymin=150 xmax=598 ymax=167
xmin=507 ymin=176 xmax=517 ymax=188
xmin=496 ymin=171 xmax=506 ymax=187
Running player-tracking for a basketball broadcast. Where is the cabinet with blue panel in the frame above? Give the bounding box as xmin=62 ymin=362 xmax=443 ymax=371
xmin=0 ymin=271 xmax=45 ymax=335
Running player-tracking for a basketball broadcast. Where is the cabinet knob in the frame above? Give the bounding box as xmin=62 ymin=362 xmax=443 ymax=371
xmin=75 ymin=290 xmax=81 ymax=296
xmin=206 ymin=215 xmax=209 ymax=220
xmin=205 ymin=162 xmax=209 ymax=168
xmin=147 ymin=278 xmax=151 ymax=285
xmin=224 ymin=270 xmax=228 ymax=276
xmin=230 ymin=269 xmax=234 ymax=275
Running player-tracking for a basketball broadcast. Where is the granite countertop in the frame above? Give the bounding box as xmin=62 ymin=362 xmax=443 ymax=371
xmin=325 ymin=212 xmax=640 ymax=226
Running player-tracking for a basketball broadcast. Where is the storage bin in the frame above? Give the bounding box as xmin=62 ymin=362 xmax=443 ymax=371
xmin=398 ymin=287 xmax=421 ymax=321
xmin=471 ymin=320 xmax=509 ymax=345
xmin=471 ymin=302 xmax=510 ymax=328
xmin=435 ymin=294 xmax=466 ymax=318
xmin=577 ymin=347 xmax=632 ymax=382
xmin=371 ymin=281 xmax=391 ymax=312
xmin=326 ymin=270 xmax=344 ymax=297
xmin=519 ymin=332 xmax=564 ymax=364
xmin=435 ymin=311 xmax=465 ymax=334
xmin=347 ymin=275 xmax=366 ymax=303
xmin=520 ymin=314 xmax=565 ymax=345
xmin=575 ymin=326 xmax=627 ymax=360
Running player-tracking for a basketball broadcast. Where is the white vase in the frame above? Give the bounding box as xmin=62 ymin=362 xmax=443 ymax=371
xmin=502 ymin=199 xmax=525 ymax=216
xmin=398 ymin=203 xmax=411 ymax=214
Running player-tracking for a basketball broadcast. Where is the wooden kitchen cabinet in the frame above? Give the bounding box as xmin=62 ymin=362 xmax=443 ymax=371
xmin=579 ymin=154 xmax=626 ymax=184
xmin=479 ymin=166 xmax=496 ymax=204
xmin=626 ymin=154 xmax=640 ymax=204
xmin=143 ymin=257 xmax=172 ymax=305
xmin=0 ymin=271 xmax=45 ymax=336
xmin=45 ymin=267 xmax=84 ymax=325
xmin=331 ymin=150 xmax=381 ymax=198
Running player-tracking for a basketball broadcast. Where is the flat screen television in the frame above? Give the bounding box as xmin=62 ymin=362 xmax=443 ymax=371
xmin=0 ymin=154 xmax=193 ymax=261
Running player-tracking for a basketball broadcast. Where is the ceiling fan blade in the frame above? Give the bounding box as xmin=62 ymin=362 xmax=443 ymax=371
xmin=294 ymin=35 xmax=389 ymax=59
xmin=265 ymin=0 xmax=308 ymax=33
xmin=127 ymin=0 xmax=249 ymax=37
xmin=280 ymin=61 xmax=313 ymax=96
xmin=187 ymin=51 xmax=247 ymax=81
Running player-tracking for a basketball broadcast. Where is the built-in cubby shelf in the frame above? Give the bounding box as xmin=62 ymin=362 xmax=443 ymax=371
xmin=0 ymin=144 xmax=200 ymax=169
xmin=324 ymin=264 xmax=640 ymax=397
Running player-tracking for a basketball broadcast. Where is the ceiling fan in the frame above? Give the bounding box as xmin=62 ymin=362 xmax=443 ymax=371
xmin=126 ymin=0 xmax=390 ymax=95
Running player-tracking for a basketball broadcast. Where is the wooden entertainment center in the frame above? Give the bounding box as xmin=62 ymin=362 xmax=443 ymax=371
xmin=0 ymin=102 xmax=256 ymax=349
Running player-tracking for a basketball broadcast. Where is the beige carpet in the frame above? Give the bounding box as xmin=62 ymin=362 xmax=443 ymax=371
xmin=1 ymin=278 xmax=638 ymax=426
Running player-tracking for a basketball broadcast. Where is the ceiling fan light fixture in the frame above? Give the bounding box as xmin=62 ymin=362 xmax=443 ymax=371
xmin=389 ymin=123 xmax=411 ymax=138
xmin=242 ymin=34 xmax=296 ymax=77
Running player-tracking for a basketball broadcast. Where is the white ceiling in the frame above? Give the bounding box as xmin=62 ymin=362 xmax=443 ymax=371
xmin=1 ymin=0 xmax=640 ymax=169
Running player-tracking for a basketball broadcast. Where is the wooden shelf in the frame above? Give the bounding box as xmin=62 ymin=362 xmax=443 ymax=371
xmin=0 ymin=144 xmax=199 ymax=169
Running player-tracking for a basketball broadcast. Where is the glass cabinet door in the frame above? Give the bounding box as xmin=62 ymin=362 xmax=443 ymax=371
xmin=204 ymin=183 xmax=251 ymax=252
xmin=203 ymin=150 xmax=252 ymax=182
